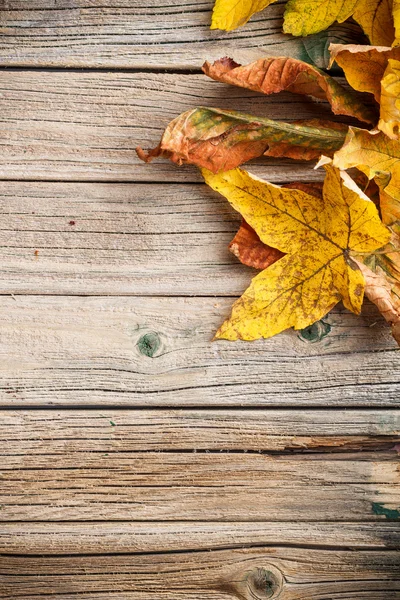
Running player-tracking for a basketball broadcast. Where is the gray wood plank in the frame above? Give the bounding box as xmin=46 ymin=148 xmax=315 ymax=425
xmin=0 ymin=71 xmax=350 ymax=182
xmin=0 ymin=296 xmax=398 ymax=406
xmin=0 ymin=181 xmax=250 ymax=295
xmin=0 ymin=1 xmax=363 ymax=69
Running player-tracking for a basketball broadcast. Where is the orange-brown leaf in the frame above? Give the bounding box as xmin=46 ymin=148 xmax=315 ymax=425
xmin=229 ymin=219 xmax=284 ymax=269
xmin=136 ymin=108 xmax=347 ymax=173
xmin=203 ymin=57 xmax=376 ymax=124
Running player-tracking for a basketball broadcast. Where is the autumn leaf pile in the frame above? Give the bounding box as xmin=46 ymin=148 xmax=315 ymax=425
xmin=137 ymin=0 xmax=400 ymax=347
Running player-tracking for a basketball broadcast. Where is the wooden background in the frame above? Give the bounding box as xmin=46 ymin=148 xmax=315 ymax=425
xmin=0 ymin=2 xmax=399 ymax=598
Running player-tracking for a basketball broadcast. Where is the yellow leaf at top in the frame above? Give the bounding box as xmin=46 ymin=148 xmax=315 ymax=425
xmin=284 ymin=0 xmax=394 ymax=44
xmin=203 ymin=164 xmax=390 ymax=341
xmin=211 ymin=0 xmax=276 ymax=30
xmin=283 ymin=0 xmax=358 ymax=37
xmin=353 ymin=0 xmax=395 ymax=46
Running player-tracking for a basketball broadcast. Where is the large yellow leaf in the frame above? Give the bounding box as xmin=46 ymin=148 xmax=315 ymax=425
xmin=332 ymin=126 xmax=400 ymax=223
xmin=284 ymin=0 xmax=395 ymax=44
xmin=211 ymin=0 xmax=275 ymax=30
xmin=203 ymin=164 xmax=390 ymax=341
xmin=136 ymin=108 xmax=347 ymax=173
xmin=203 ymin=56 xmax=376 ymax=124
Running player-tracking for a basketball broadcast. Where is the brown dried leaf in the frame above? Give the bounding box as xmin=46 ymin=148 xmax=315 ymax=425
xmin=355 ymin=260 xmax=400 ymax=345
xmin=229 ymin=219 xmax=284 ymax=269
xmin=136 ymin=108 xmax=347 ymax=173
xmin=203 ymin=56 xmax=376 ymax=124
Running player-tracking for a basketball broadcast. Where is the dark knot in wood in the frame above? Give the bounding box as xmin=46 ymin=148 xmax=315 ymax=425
xmin=245 ymin=566 xmax=283 ymax=599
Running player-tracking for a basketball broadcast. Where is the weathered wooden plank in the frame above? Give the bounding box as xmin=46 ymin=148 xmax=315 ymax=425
xmin=2 ymin=521 xmax=399 ymax=554
xmin=0 ymin=448 xmax=399 ymax=521
xmin=1 ymin=410 xmax=398 ymax=457
xmin=0 ymin=180 xmax=249 ymax=295
xmin=0 ymin=1 xmax=364 ymax=69
xmin=1 ymin=548 xmax=399 ymax=599
xmin=0 ymin=71 xmax=351 ymax=182
xmin=0 ymin=296 xmax=399 ymax=406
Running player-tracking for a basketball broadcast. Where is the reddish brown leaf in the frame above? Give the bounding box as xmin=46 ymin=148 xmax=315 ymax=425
xmin=203 ymin=56 xmax=377 ymax=124
xmin=229 ymin=219 xmax=284 ymax=269
xmin=136 ymin=108 xmax=347 ymax=173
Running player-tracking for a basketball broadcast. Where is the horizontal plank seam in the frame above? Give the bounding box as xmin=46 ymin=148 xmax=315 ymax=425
xmin=1 ymin=405 xmax=399 ymax=411
xmin=1 ymin=542 xmax=398 ymax=557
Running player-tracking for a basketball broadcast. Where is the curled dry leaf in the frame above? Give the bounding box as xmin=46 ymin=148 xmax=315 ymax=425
xmin=283 ymin=0 xmax=395 ymax=45
xmin=355 ymin=259 xmax=400 ymax=344
xmin=329 ymin=43 xmax=398 ymax=101
xmin=203 ymin=163 xmax=390 ymax=341
xmin=329 ymin=43 xmax=400 ymax=138
xmin=333 ymin=126 xmax=400 ymax=223
xmin=136 ymin=108 xmax=347 ymax=172
xmin=203 ymin=56 xmax=376 ymax=124
xmin=379 ymin=59 xmax=400 ymax=139
xmin=211 ymin=0 xmax=276 ymax=30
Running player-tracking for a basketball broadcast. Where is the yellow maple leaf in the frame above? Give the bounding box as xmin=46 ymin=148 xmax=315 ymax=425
xmin=283 ymin=0 xmax=394 ymax=44
xmin=211 ymin=0 xmax=275 ymax=30
xmin=203 ymin=163 xmax=390 ymax=341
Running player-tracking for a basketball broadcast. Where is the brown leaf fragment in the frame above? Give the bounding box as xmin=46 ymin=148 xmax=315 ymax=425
xmin=356 ymin=260 xmax=400 ymax=345
xmin=229 ymin=219 xmax=284 ymax=269
xmin=203 ymin=56 xmax=377 ymax=124
xmin=136 ymin=108 xmax=347 ymax=173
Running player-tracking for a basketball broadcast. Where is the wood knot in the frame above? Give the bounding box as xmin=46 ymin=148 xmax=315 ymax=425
xmin=298 ymin=319 xmax=331 ymax=343
xmin=137 ymin=332 xmax=161 ymax=357
xmin=245 ymin=566 xmax=283 ymax=599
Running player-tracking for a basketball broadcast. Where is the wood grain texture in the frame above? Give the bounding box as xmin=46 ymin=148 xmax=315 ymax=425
xmin=2 ymin=521 xmax=399 ymax=554
xmin=0 ymin=447 xmax=399 ymax=521
xmin=0 ymin=296 xmax=399 ymax=406
xmin=1 ymin=409 xmax=398 ymax=455
xmin=0 ymin=1 xmax=364 ymax=69
xmin=0 ymin=181 xmax=249 ymax=295
xmin=1 ymin=547 xmax=399 ymax=599
xmin=0 ymin=70 xmax=354 ymax=182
